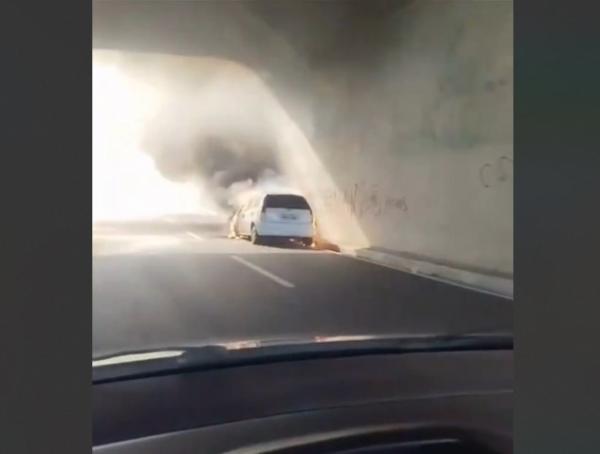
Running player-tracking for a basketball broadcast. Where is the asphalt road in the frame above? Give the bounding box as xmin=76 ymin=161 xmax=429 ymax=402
xmin=93 ymin=219 xmax=512 ymax=357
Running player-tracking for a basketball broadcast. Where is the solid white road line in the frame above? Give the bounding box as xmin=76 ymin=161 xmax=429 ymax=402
xmin=186 ymin=232 xmax=204 ymax=241
xmin=230 ymin=255 xmax=295 ymax=288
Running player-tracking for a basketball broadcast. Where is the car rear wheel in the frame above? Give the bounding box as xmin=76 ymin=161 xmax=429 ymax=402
xmin=250 ymin=226 xmax=262 ymax=245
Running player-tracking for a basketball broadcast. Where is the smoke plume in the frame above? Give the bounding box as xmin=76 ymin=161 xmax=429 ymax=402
xmin=133 ymin=56 xmax=291 ymax=211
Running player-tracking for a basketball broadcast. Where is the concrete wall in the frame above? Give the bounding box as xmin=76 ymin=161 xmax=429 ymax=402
xmin=299 ymin=0 xmax=513 ymax=277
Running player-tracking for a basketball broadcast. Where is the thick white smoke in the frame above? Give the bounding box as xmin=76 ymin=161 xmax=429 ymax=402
xmin=93 ymin=58 xmax=219 ymax=222
xmin=93 ymin=49 xmax=303 ymax=220
xmin=93 ymin=49 xmax=368 ymax=247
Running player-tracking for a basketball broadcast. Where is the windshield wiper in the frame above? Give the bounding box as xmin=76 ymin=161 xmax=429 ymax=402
xmin=93 ymin=332 xmax=512 ymax=384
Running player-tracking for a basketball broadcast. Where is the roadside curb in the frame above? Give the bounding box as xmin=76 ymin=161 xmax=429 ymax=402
xmin=337 ymin=246 xmax=513 ymax=300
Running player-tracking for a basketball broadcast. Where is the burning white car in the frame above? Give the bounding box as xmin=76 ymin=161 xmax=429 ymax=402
xmin=230 ymin=193 xmax=314 ymax=246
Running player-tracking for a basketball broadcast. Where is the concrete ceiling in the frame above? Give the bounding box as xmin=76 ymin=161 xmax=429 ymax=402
xmin=93 ymin=0 xmax=415 ymax=69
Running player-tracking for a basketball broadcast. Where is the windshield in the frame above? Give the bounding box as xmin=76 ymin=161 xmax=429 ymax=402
xmin=92 ymin=0 xmax=513 ymax=363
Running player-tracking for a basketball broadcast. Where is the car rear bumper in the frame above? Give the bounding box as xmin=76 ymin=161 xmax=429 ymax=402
xmin=256 ymin=221 xmax=314 ymax=238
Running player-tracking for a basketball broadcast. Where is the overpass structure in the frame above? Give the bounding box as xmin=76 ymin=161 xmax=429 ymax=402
xmin=93 ymin=0 xmax=513 ymax=296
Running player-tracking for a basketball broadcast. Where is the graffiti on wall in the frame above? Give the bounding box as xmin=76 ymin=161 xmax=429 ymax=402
xmin=479 ymin=155 xmax=513 ymax=188
xmin=322 ymin=181 xmax=408 ymax=219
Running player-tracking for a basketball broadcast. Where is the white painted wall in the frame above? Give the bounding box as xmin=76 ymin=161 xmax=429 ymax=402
xmin=301 ymin=0 xmax=513 ymax=276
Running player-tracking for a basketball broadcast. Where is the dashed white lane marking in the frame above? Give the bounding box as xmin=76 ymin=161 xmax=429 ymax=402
xmin=230 ymin=255 xmax=295 ymax=288
xmin=186 ymin=232 xmax=204 ymax=241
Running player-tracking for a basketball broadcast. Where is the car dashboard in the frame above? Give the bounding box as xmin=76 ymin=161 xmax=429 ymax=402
xmin=93 ymin=348 xmax=512 ymax=453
